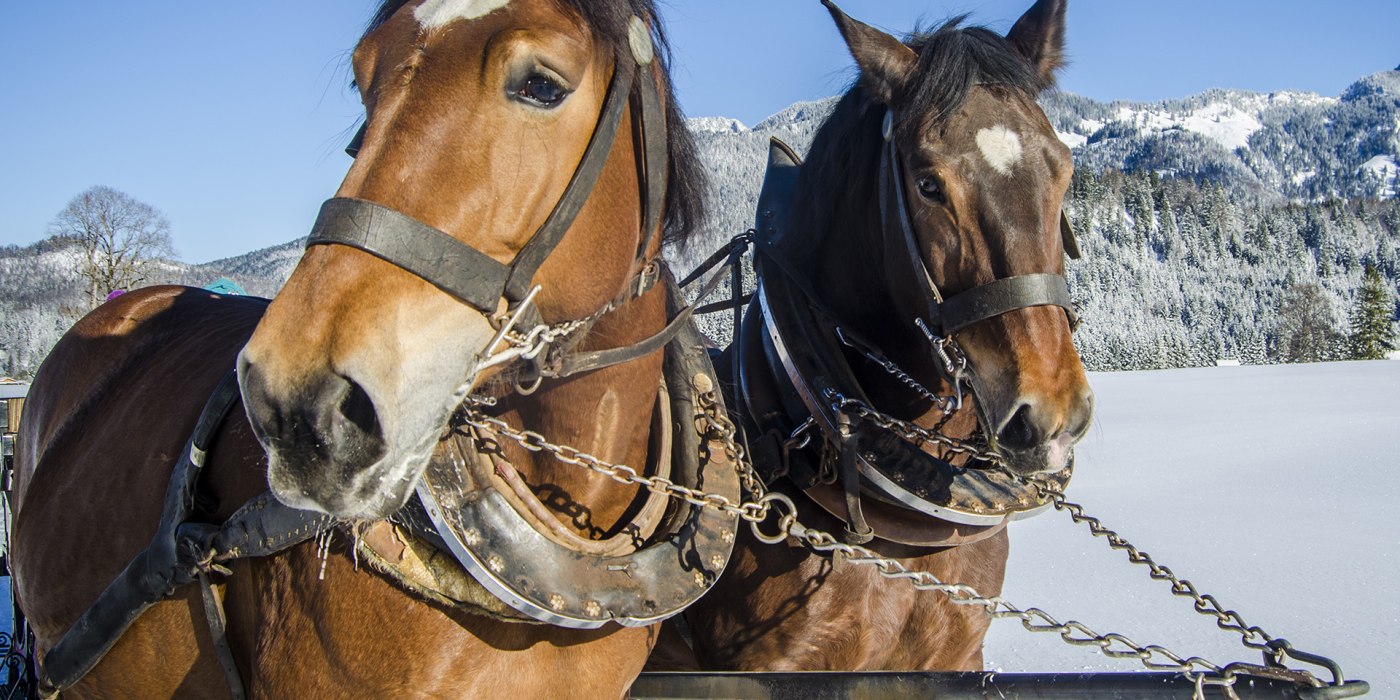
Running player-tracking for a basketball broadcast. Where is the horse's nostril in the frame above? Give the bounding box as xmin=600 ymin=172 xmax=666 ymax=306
xmin=997 ymin=403 xmax=1043 ymax=452
xmin=338 ymin=378 xmax=380 ymax=437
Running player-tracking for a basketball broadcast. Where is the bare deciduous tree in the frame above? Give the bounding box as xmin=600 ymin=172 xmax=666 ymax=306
xmin=1272 ymin=282 xmax=1344 ymax=363
xmin=49 ymin=186 xmax=176 ymax=307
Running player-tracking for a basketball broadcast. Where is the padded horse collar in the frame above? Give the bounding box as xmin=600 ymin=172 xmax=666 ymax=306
xmin=309 ymin=17 xmax=668 ymax=318
xmin=413 ymin=288 xmax=740 ymax=629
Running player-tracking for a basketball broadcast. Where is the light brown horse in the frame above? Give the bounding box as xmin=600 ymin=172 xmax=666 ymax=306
xmin=667 ymin=0 xmax=1092 ymax=672
xmin=12 ymin=0 xmax=705 ymax=697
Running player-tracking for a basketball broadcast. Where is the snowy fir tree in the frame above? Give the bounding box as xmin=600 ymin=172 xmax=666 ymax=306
xmin=1348 ymin=265 xmax=1398 ymax=359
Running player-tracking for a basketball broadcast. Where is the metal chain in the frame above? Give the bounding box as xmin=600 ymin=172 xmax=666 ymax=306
xmin=1033 ymin=480 xmax=1280 ymax=650
xmin=836 ymin=329 xmax=958 ymax=415
xmin=776 ymin=520 xmax=1239 ymax=681
xmin=458 ymin=408 xmax=775 ymax=525
xmin=825 ymin=393 xmax=1348 ymax=687
xmin=460 ymin=388 xmax=1346 ymax=697
xmin=827 ymin=392 xmax=1005 ymax=466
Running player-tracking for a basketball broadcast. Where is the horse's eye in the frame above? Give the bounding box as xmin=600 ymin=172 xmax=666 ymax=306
xmin=516 ymin=74 xmax=569 ymax=107
xmin=916 ymin=176 xmax=945 ymax=203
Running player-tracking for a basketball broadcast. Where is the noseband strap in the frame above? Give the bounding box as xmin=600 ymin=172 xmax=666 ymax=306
xmin=940 ymin=273 xmax=1074 ymax=335
xmin=308 ymin=198 xmax=510 ymax=313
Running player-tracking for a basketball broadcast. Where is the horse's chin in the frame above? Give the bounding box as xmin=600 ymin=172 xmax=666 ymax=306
xmin=997 ymin=433 xmax=1076 ymax=477
xmin=267 ymin=446 xmax=431 ymax=521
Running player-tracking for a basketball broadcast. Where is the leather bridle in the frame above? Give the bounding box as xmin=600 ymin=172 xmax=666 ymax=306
xmin=308 ymin=17 xmax=668 ymax=327
xmin=877 ymin=109 xmax=1080 ymax=380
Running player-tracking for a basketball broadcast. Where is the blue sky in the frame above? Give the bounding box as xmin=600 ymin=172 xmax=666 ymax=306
xmin=3 ymin=0 xmax=1397 ymax=263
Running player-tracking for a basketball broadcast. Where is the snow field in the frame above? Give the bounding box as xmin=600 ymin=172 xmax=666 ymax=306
xmin=984 ymin=361 xmax=1399 ymax=695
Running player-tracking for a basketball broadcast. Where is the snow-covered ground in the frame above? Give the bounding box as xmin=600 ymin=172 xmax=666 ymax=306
xmin=5 ymin=362 xmax=1394 ymax=693
xmin=985 ymin=361 xmax=1399 ymax=695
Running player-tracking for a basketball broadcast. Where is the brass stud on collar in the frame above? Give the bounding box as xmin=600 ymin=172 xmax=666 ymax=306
xmin=693 ymin=372 xmax=713 ymax=395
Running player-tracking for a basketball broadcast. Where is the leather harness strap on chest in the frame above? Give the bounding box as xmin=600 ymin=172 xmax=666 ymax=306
xmin=37 ymin=372 xmax=336 ymax=699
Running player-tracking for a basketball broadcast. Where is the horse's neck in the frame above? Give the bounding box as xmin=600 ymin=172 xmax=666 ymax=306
xmin=485 ymin=287 xmax=668 ymax=537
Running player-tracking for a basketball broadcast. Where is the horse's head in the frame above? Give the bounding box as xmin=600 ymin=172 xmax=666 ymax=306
xmin=825 ymin=0 xmax=1091 ymax=475
xmin=239 ymin=0 xmax=683 ymax=519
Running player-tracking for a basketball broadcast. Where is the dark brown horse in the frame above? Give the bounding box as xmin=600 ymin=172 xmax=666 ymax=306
xmin=13 ymin=0 xmax=709 ymax=697
xmin=664 ymin=0 xmax=1092 ymax=672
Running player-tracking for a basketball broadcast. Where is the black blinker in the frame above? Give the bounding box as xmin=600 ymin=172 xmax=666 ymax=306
xmin=345 ymin=123 xmax=366 ymax=159
xmin=1060 ymin=209 xmax=1082 ymax=260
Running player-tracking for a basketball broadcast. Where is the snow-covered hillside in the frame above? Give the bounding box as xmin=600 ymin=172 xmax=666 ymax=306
xmin=1050 ymin=71 xmax=1400 ymax=203
xmin=683 ymin=70 xmax=1400 ymax=266
xmin=985 ymin=361 xmax=1398 ymax=696
xmin=4 ymin=73 xmax=1397 ymax=379
xmin=676 ymin=76 xmax=1400 ymax=364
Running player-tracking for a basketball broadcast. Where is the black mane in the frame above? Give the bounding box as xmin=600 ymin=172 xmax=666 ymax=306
xmin=789 ymin=17 xmax=1043 ymax=267
xmin=360 ymin=0 xmax=706 ymax=245
xmin=896 ymin=17 xmax=1043 ymax=136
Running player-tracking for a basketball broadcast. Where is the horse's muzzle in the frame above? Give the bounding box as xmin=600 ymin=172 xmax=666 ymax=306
xmin=993 ymin=388 xmax=1094 ymax=474
xmin=240 ymin=360 xmax=397 ymax=516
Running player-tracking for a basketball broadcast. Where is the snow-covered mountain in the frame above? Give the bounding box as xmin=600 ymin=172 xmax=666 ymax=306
xmin=681 ymin=69 xmax=1400 ymax=268
xmin=3 ymin=72 xmax=1397 ymax=379
xmin=1046 ymin=70 xmax=1400 ymax=203
xmin=0 ymin=237 xmax=302 ymax=378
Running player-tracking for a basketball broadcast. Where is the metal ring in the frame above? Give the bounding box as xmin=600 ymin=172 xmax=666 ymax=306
xmin=749 ymin=492 xmax=799 ymax=544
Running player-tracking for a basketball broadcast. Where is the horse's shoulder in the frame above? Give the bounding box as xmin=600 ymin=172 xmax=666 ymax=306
xmin=17 ymin=286 xmax=269 ymax=498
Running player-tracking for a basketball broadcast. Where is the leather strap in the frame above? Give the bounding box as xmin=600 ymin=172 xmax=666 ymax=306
xmin=307 ymin=198 xmax=509 ymax=313
xmin=504 ymin=59 xmax=638 ymax=301
xmin=198 ymin=573 xmax=246 ymax=700
xmin=556 ymin=242 xmax=741 ymax=377
xmin=633 ymin=63 xmax=669 ymax=263
xmin=940 ymin=273 xmax=1077 ymax=335
xmin=838 ymin=435 xmax=874 ymax=545
xmin=40 ymin=371 xmax=244 ymax=693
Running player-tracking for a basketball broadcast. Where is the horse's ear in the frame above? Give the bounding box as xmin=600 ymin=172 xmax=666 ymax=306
xmin=1006 ymin=0 xmax=1068 ymax=88
xmin=822 ymin=0 xmax=917 ymax=104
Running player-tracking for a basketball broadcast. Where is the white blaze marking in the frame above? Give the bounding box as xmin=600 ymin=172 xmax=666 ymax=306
xmin=414 ymin=0 xmax=513 ymax=29
xmin=976 ymin=125 xmax=1023 ymax=175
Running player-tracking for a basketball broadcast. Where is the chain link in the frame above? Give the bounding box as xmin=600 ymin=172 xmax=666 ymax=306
xmin=827 ymin=392 xmax=1006 ymax=466
xmin=836 ymin=328 xmax=958 ymax=415
xmin=1027 ymin=479 xmax=1281 ymax=653
xmin=460 ymin=387 xmax=1343 ymax=697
